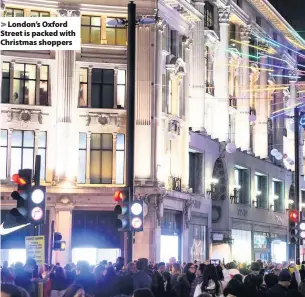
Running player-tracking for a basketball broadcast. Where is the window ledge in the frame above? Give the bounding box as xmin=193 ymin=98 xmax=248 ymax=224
xmin=81 ymin=44 xmax=127 ymax=50
xmin=0 ymin=103 xmax=51 ymax=110
xmin=76 ymin=184 xmax=125 ymax=188
xmin=77 ymin=107 xmax=126 ymax=114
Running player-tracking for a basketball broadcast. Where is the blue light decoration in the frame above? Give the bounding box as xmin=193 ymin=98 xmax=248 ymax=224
xmin=299 ymin=112 xmax=305 ymax=129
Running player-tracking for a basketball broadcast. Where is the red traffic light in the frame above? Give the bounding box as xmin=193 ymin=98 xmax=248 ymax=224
xmin=12 ymin=174 xmax=26 ymax=186
xmin=113 ymin=190 xmax=127 ymax=202
xmin=289 ymin=209 xmax=299 ymax=223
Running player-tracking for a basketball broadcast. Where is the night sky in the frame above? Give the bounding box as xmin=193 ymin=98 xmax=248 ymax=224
xmin=269 ymin=0 xmax=305 ymax=39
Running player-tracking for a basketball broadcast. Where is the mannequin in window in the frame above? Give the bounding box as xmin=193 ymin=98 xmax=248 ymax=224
xmin=191 ymin=228 xmax=204 ymax=263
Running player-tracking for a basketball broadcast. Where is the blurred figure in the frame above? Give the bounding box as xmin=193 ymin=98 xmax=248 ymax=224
xmin=191 ymin=264 xmax=205 ymax=297
xmin=74 ymin=261 xmax=96 ymax=296
xmin=50 ymin=266 xmax=69 ymax=297
xmin=173 ymin=263 xmax=196 ymax=297
xmin=133 ymin=288 xmax=154 ymax=297
xmin=152 ymin=262 xmax=166 ymax=297
xmin=114 ymin=257 xmax=124 ymax=273
xmin=223 ymin=278 xmax=245 ymax=297
xmin=96 ymin=266 xmax=119 ymax=297
xmin=1 ymin=283 xmax=22 ymax=297
xmin=133 ymin=259 xmax=152 ymax=290
xmin=119 ymin=262 xmax=136 ymax=296
xmin=62 ymin=284 xmax=85 ymax=297
xmin=243 ymin=274 xmax=267 ymax=297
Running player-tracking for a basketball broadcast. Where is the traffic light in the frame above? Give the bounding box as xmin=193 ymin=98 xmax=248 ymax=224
xmin=130 ymin=200 xmax=144 ymax=232
xmin=10 ymin=169 xmax=46 ymax=226
xmin=28 ymin=186 xmax=46 ymax=225
xmin=114 ymin=189 xmax=130 ymax=232
xmin=289 ymin=209 xmax=299 ymax=244
xmin=10 ymin=169 xmax=33 ymax=223
xmin=53 ymin=232 xmax=66 ymax=251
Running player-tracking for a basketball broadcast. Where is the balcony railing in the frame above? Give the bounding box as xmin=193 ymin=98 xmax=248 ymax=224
xmin=169 ymin=176 xmax=182 ymax=192
xmin=229 ymin=96 xmax=237 ymax=109
xmin=206 ymin=81 xmax=215 ymax=96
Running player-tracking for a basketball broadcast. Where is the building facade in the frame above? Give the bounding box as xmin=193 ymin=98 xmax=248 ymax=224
xmin=1 ymin=0 xmax=305 ymax=265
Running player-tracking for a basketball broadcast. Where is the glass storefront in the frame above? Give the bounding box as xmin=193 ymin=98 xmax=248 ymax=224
xmin=189 ymin=214 xmax=207 ymax=263
xmin=232 ymin=229 xmax=252 ymax=263
xmin=160 ymin=209 xmax=182 ymax=263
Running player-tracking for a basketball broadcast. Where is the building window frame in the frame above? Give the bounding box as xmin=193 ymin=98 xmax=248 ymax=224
xmin=272 ymin=179 xmax=284 ymax=212
xmin=0 ymin=130 xmax=8 ymax=180
xmin=37 ymin=131 xmax=47 ymax=180
xmin=2 ymin=62 xmax=50 ymax=106
xmin=10 ymin=130 xmax=35 ymax=177
xmin=79 ymin=68 xmax=89 ymax=107
xmin=81 ymin=15 xmax=101 ymax=44
xmin=106 ymin=17 xmax=127 ymax=46
xmin=5 ymin=7 xmax=24 ymax=17
xmin=254 ymin=173 xmax=268 ymax=209
xmin=2 ymin=62 xmax=10 ymax=104
xmin=78 ymin=132 xmax=87 ymax=184
xmin=204 ymin=1 xmax=214 ymax=30
xmin=234 ymin=166 xmax=250 ymax=205
xmin=30 ymin=10 xmax=50 ymax=17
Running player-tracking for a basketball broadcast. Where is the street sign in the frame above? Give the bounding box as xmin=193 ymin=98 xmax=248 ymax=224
xmin=25 ymin=236 xmax=45 ymax=265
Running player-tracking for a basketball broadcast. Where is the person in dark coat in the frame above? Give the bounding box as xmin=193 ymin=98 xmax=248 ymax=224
xmin=268 ymin=269 xmax=302 ymax=297
xmin=152 ymin=262 xmax=166 ymax=297
xmin=133 ymin=259 xmax=152 ymax=290
xmin=173 ymin=263 xmax=196 ymax=297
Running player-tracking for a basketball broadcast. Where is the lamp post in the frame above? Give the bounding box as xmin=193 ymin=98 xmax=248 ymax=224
xmin=294 ymin=107 xmax=301 ymax=264
xmin=126 ymin=1 xmax=136 ymax=264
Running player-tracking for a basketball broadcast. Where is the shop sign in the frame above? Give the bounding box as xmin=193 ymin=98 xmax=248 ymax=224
xmin=237 ymin=208 xmax=248 ymax=217
xmin=25 ymin=236 xmax=45 ymax=266
xmin=275 ymin=215 xmax=283 ymax=225
xmin=191 ymin=200 xmax=201 ymax=210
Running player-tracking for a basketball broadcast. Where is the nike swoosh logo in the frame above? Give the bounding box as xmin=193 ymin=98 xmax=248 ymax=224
xmin=0 ymin=222 xmax=30 ymax=235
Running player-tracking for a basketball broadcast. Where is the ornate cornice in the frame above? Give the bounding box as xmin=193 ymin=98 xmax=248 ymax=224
xmin=156 ymin=18 xmax=166 ymax=32
xmin=218 ymin=6 xmax=230 ymax=24
xmin=240 ymin=25 xmax=251 ymax=41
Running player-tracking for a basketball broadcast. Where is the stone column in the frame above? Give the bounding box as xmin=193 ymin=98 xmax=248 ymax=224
xmin=134 ymin=198 xmax=158 ymax=262
xmin=254 ymin=53 xmax=268 ymax=158
xmin=112 ymin=133 xmax=117 ymax=184
xmin=182 ymin=38 xmax=192 ymax=189
xmin=7 ymin=129 xmax=13 ymax=179
xmin=191 ymin=0 xmax=206 ymax=131
xmin=86 ymin=132 xmax=91 ymax=184
xmin=274 ymin=68 xmax=284 ymax=165
xmin=155 ymin=19 xmax=166 ymax=182
xmin=54 ymin=203 xmax=74 ymax=265
xmin=55 ymin=9 xmax=80 ymax=182
xmin=286 ymin=69 xmax=298 ymax=169
xmin=214 ymin=6 xmax=230 ymax=141
xmin=235 ymin=25 xmax=251 ymax=151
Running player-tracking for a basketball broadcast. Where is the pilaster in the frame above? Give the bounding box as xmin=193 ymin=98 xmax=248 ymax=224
xmin=112 ymin=133 xmax=117 ymax=184
xmin=7 ymin=129 xmax=13 ymax=179
xmin=236 ymin=25 xmax=251 ymax=151
xmin=190 ymin=0 xmax=206 ymax=131
xmin=54 ymin=203 xmax=74 ymax=265
xmin=35 ymin=63 xmax=41 ymax=106
xmin=213 ymin=6 xmax=230 ymax=141
xmin=134 ymin=197 xmax=157 ymax=262
xmin=86 ymin=132 xmax=91 ymax=184
xmin=55 ymin=10 xmax=79 ymax=181
xmin=285 ymin=70 xmax=298 ymax=170
xmin=155 ymin=19 xmax=166 ymax=182
xmin=274 ymin=68 xmax=284 ymax=165
xmin=254 ymin=54 xmax=268 ymax=158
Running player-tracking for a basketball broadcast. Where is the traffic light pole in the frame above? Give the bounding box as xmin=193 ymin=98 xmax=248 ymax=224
xmin=294 ymin=107 xmax=301 ymax=264
xmin=34 ymin=155 xmax=42 ymax=237
xmin=126 ymin=1 xmax=136 ymax=264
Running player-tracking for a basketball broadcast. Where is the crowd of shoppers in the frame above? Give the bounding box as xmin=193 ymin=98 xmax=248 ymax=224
xmin=2 ymin=257 xmax=305 ymax=297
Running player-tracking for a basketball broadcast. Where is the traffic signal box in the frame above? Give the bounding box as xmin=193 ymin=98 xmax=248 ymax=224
xmin=113 ymin=189 xmax=144 ymax=232
xmin=130 ymin=200 xmax=144 ymax=232
xmin=53 ymin=232 xmax=66 ymax=251
xmin=289 ymin=209 xmax=299 ymax=244
xmin=10 ymin=169 xmax=46 ymax=226
xmin=114 ymin=189 xmax=130 ymax=232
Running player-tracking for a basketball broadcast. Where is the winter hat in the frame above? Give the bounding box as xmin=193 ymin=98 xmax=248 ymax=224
xmin=278 ymin=269 xmax=292 ymax=282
